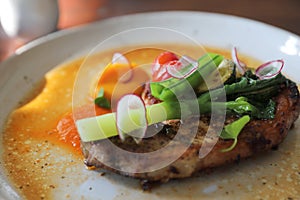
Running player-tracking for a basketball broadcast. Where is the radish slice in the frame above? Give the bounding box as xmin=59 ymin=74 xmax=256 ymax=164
xmin=180 ymin=55 xmax=198 ymax=69
xmin=111 ymin=52 xmax=133 ymax=83
xmin=119 ymin=68 xmax=134 ymax=83
xmin=155 ymin=62 xmax=168 ymax=80
xmin=255 ymin=59 xmax=284 ymax=80
xmin=166 ymin=55 xmax=198 ymax=79
xmin=152 ymin=51 xmax=179 ymax=82
xmin=112 ymin=52 xmax=130 ymax=65
xmin=116 ymin=94 xmax=148 ymax=143
xmin=231 ymin=47 xmax=247 ymax=75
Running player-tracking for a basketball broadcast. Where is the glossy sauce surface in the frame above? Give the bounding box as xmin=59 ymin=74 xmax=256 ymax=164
xmin=2 ymin=45 xmax=299 ymax=200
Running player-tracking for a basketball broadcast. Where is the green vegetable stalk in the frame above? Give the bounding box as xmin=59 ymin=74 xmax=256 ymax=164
xmin=77 ymin=71 xmax=286 ymax=142
xmin=150 ymin=53 xmax=224 ymax=100
xmin=76 ymin=52 xmax=288 ymax=154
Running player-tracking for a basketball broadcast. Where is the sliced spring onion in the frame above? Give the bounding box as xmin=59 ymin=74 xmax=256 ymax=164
xmin=76 ymin=100 xmax=170 ymax=142
xmin=116 ymin=94 xmax=148 ymax=143
xmin=255 ymin=59 xmax=284 ymax=80
xmin=231 ymin=46 xmax=247 ymax=75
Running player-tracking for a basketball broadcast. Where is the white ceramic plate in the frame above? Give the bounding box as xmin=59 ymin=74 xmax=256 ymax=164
xmin=1 ymin=11 xmax=300 ymax=200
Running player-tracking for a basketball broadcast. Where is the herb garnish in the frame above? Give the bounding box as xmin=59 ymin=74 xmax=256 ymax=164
xmin=94 ymin=87 xmax=111 ymax=109
xmin=219 ymin=115 xmax=250 ymax=152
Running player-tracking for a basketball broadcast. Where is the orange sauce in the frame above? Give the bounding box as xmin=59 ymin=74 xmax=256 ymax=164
xmin=95 ymin=61 xmax=150 ymax=108
xmin=55 ymin=105 xmax=110 ymax=153
xmin=2 ymin=58 xmax=84 ymax=199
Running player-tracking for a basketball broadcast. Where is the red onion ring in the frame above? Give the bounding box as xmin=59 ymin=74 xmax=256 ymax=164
xmin=166 ymin=55 xmax=198 ymax=79
xmin=231 ymin=47 xmax=247 ymax=75
xmin=255 ymin=59 xmax=284 ymax=80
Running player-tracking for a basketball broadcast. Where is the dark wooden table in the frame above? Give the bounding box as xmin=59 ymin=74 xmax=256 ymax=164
xmin=1 ymin=0 xmax=300 ymax=62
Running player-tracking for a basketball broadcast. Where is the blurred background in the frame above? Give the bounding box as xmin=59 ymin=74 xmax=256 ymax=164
xmin=1 ymin=0 xmax=300 ymax=62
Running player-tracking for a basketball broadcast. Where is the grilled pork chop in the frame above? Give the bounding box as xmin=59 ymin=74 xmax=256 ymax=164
xmin=81 ymin=81 xmax=300 ymax=185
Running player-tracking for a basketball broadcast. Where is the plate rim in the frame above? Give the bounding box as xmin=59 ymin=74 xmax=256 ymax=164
xmin=2 ymin=10 xmax=299 ymax=66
